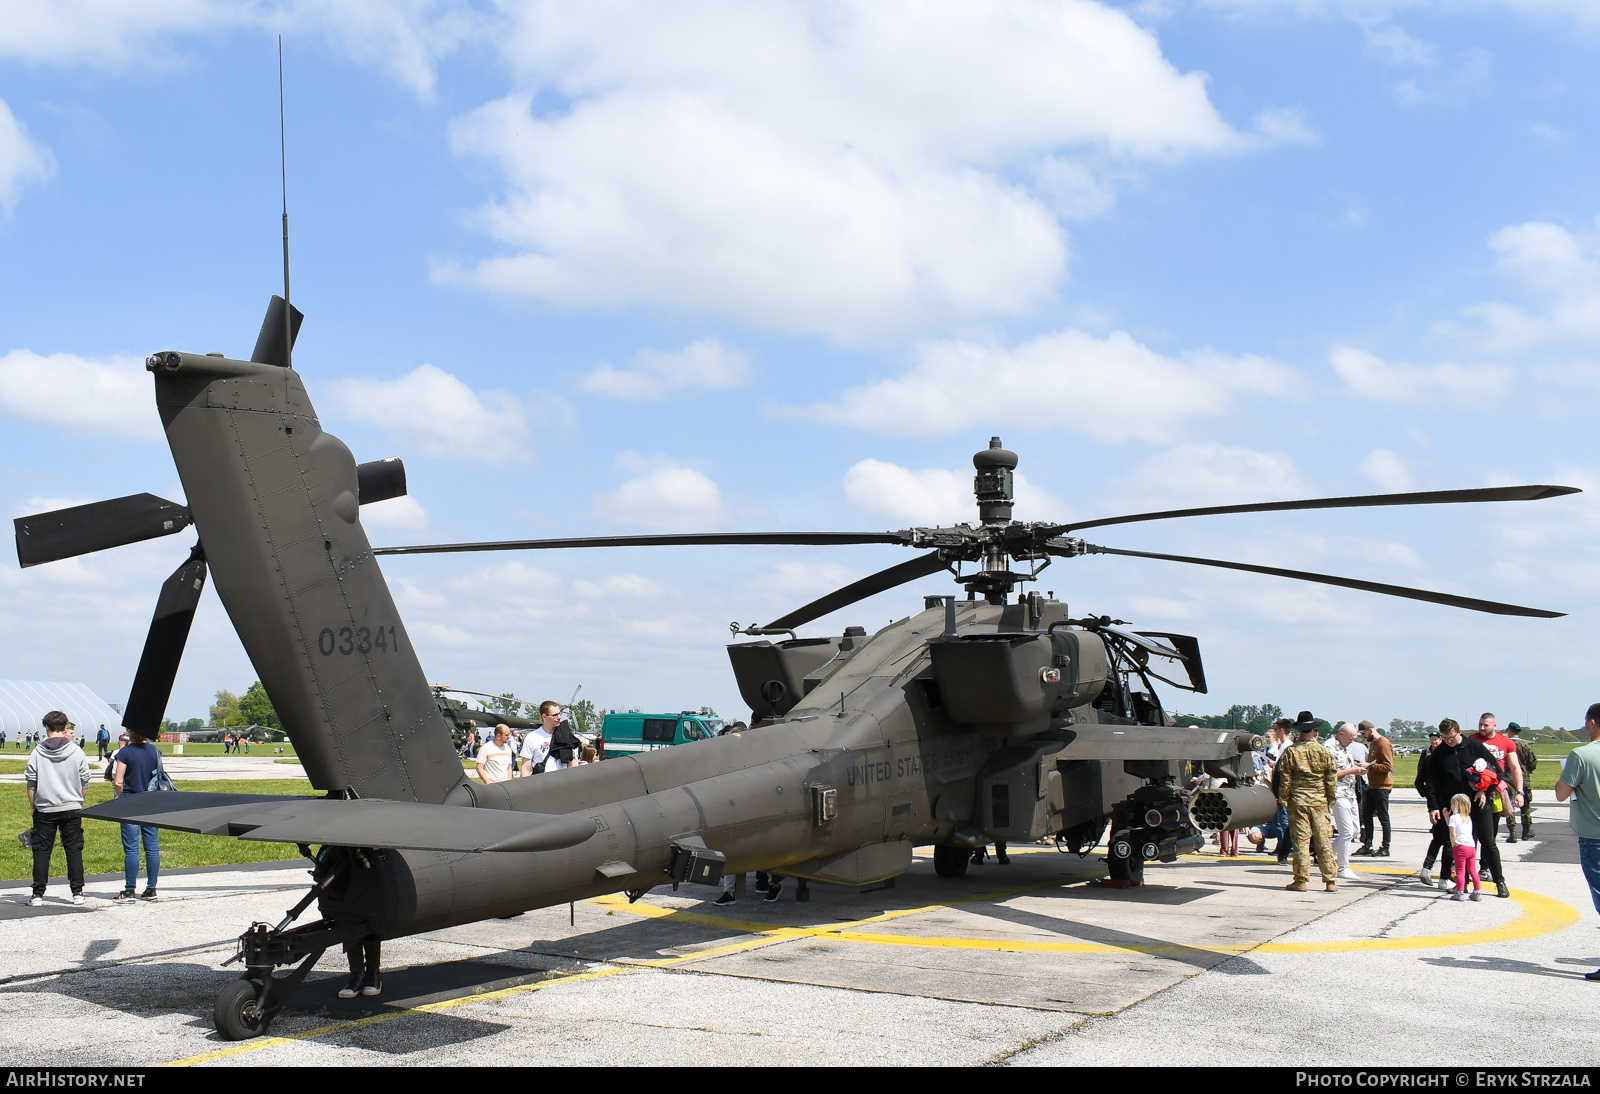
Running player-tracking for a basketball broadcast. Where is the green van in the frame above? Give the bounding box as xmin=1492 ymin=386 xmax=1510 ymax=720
xmin=600 ymin=711 xmax=725 ymax=758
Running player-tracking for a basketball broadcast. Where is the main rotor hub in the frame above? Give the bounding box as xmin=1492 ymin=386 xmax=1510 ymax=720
xmin=973 ymin=436 xmax=1017 ymax=526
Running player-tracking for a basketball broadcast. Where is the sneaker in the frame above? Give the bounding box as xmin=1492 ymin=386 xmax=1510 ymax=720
xmin=113 ymin=890 xmax=137 ymax=903
xmin=1451 ymin=892 xmax=1466 ymax=901
xmin=361 ymin=973 xmax=382 ymax=998
xmin=1375 ymin=847 xmax=1391 ymax=858
xmin=1437 ymin=879 xmax=1453 ymax=891
xmin=1496 ymin=880 xmax=1511 ymax=899
xmin=139 ymin=889 xmax=157 ymax=901
xmin=1418 ymin=868 xmax=1433 ymax=886
xmin=763 ymin=884 xmax=782 ymax=903
xmin=1470 ymin=891 xmax=1482 ymax=902
xmin=28 ymin=895 xmax=42 ymax=907
xmin=1337 ymin=868 xmax=1358 ymax=881
xmin=1585 ymin=968 xmax=1600 ymax=982
xmin=1354 ymin=846 xmax=1374 ymax=857
xmin=71 ymin=893 xmax=84 ymax=906
xmin=713 ymin=890 xmax=736 ymax=906
xmin=754 ymin=878 xmax=770 ymax=893
xmin=338 ymin=974 xmax=361 ymax=1000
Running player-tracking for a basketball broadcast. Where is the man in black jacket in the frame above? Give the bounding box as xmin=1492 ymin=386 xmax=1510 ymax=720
xmin=1424 ymin=717 xmax=1510 ymax=898
xmin=1416 ymin=731 xmax=1452 ymax=887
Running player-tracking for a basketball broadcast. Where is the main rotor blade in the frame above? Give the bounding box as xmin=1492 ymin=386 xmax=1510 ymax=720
xmin=765 ymin=552 xmax=949 ymax=631
xmin=121 ymin=547 xmax=208 ymax=738
xmin=1079 ymin=543 xmax=1563 ymax=618
xmin=374 ymin=531 xmax=908 ymax=556
xmin=14 ymin=493 xmax=192 ymax=568
xmin=1057 ymin=484 xmax=1580 ymax=535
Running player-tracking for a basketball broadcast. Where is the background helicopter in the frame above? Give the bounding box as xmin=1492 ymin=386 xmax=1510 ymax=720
xmin=12 ymin=294 xmax=1574 ymax=1040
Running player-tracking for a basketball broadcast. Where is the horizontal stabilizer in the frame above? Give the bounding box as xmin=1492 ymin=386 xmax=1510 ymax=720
xmin=83 ymin=792 xmax=598 ymax=854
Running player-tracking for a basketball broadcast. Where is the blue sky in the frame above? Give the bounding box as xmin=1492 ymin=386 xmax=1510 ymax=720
xmin=2 ymin=0 xmax=1597 ymax=731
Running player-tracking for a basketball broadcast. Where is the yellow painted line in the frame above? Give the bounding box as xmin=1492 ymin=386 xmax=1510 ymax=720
xmin=165 ymin=906 xmax=832 ymax=1068
xmin=167 ymin=857 xmax=1581 ymax=1064
xmin=1256 ymin=885 xmax=1580 ymax=953
xmin=597 ymin=865 xmax=1582 ymax=958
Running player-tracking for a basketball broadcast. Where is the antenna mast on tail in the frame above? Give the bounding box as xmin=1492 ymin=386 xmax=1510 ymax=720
xmin=278 ymin=35 xmax=292 ymax=371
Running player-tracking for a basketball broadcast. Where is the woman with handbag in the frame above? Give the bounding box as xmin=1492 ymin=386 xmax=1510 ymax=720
xmin=112 ymin=730 xmax=169 ymax=901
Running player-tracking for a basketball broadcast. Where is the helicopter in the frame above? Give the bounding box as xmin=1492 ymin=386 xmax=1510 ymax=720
xmin=12 ymin=294 xmax=1575 ymax=1041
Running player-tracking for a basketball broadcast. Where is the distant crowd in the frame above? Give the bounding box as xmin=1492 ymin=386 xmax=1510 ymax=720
xmin=466 ymin=700 xmax=596 ymax=784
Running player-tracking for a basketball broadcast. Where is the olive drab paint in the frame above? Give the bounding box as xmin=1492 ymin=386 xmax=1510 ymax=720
xmin=148 ymin=349 xmax=467 ymax=804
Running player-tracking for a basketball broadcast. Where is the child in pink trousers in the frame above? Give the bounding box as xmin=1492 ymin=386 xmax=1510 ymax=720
xmin=1448 ymin=792 xmax=1482 ymax=902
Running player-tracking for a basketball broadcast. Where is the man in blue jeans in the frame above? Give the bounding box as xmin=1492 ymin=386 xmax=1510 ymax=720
xmin=1556 ymin=702 xmax=1600 ymax=981
xmin=111 ymin=729 xmax=164 ymax=901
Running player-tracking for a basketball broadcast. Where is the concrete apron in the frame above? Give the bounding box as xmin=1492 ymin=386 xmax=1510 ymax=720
xmin=0 ymin=790 xmax=1582 ymax=1067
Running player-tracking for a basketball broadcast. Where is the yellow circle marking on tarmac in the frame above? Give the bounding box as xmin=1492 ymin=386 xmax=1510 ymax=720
xmin=595 ymin=865 xmax=1582 ymax=958
xmin=162 ymin=860 xmax=1579 ymax=1065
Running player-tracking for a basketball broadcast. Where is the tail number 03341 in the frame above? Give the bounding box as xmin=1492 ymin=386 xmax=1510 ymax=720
xmin=317 ymin=625 xmax=398 ymax=657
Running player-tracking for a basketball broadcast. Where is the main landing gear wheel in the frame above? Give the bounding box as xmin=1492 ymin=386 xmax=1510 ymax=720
xmin=933 ymin=845 xmax=972 ymax=877
xmin=214 ymin=978 xmax=268 ymax=1041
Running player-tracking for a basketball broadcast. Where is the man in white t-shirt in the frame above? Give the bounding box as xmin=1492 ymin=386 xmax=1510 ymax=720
xmin=1326 ymin=723 xmax=1369 ymax=881
xmin=519 ymin=702 xmax=567 ymax=775
xmin=475 ymin=724 xmax=516 ymax=784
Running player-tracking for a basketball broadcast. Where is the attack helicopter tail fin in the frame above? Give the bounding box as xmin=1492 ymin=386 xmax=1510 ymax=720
xmin=140 ymin=298 xmax=469 ymax=804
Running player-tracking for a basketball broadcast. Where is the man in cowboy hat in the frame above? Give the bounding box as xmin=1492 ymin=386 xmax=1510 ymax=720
xmin=1278 ymin=710 xmax=1339 ymax=893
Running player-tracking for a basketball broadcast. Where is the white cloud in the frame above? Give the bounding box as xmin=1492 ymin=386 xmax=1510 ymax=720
xmin=1449 ymin=218 xmax=1600 ymax=355
xmin=1250 ymin=106 xmax=1319 ymax=146
xmin=358 ymin=493 xmax=430 ymax=533
xmin=0 ymin=99 xmax=55 ymax=213
xmin=324 ymin=363 xmax=533 ymax=464
xmin=591 ymin=454 xmax=736 ymax=531
xmin=0 ymin=0 xmax=476 ymax=96
xmin=439 ymin=0 xmax=1245 ymax=341
xmin=0 ymin=350 xmax=160 ymax=442
xmin=1329 ymin=345 xmax=1512 ymax=407
xmin=785 ymin=328 xmax=1304 ymax=441
xmin=1357 ymin=449 xmax=1413 ymax=492
xmin=842 ymin=459 xmax=1064 ymax=525
xmin=1113 ymin=443 xmax=1305 ymax=510
xmin=581 ymin=339 xmax=750 ymax=400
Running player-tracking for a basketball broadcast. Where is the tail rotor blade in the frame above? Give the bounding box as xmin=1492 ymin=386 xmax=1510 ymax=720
xmin=250 ymin=294 xmax=304 ymax=368
xmin=14 ymin=494 xmax=191 ymax=568
xmin=122 ymin=547 xmax=208 ymax=738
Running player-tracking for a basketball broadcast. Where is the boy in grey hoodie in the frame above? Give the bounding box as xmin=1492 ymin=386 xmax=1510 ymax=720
xmin=24 ymin=710 xmax=92 ymax=907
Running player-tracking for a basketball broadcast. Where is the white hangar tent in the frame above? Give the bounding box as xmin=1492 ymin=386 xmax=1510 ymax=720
xmin=0 ymin=680 xmax=123 ymax=741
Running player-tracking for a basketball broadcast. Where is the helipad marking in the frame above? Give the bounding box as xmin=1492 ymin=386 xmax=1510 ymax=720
xmin=163 ymin=860 xmax=1579 ymax=1064
xmin=161 ymin=877 xmax=1077 ymax=1066
xmin=595 ymin=867 xmax=1581 ymax=957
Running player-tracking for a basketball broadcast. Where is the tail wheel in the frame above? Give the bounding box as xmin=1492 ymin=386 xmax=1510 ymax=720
xmin=214 ymin=978 xmax=268 ymax=1041
xmin=933 ymin=845 xmax=971 ymax=878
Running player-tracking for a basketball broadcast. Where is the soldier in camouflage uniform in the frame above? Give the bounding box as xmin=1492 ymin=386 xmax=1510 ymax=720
xmin=1505 ymin=723 xmax=1537 ymax=841
xmin=1279 ymin=710 xmax=1338 ymax=892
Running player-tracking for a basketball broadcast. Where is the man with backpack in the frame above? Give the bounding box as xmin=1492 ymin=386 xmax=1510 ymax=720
xmin=1504 ymin=723 xmax=1537 ymax=842
xmin=112 ymin=729 xmax=169 ymax=901
xmin=24 ymin=711 xmax=92 ymax=907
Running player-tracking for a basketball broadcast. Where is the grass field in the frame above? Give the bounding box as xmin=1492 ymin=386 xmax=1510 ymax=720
xmin=3 ymin=779 xmax=314 ymax=883
xmin=1387 ymin=741 xmax=1574 ymax=792
xmin=0 ymin=742 xmax=296 ymax=759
